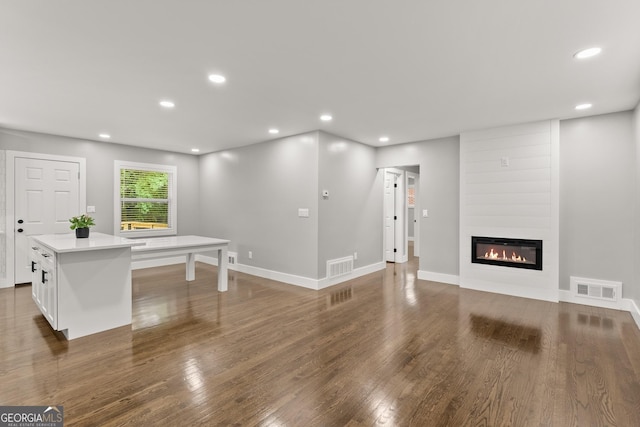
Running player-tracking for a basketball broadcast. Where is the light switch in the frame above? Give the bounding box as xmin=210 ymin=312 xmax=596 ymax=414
xmin=87 ymin=205 xmax=96 ymax=213
xmin=298 ymin=208 xmax=309 ymax=218
xmin=422 ymin=209 xmax=428 ymax=218
xmin=501 ymin=157 xmax=510 ymax=167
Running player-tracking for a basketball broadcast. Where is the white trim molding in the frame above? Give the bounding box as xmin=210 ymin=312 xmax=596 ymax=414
xmin=149 ymin=254 xmax=386 ymax=290
xmin=417 ymin=270 xmax=459 ymax=285
xmin=4 ymin=151 xmax=86 ymax=288
xmin=317 ymin=262 xmax=386 ymax=290
xmin=114 ymin=160 xmax=177 ymax=238
xmin=560 ymin=289 xmax=640 ymax=330
xmin=628 ymin=299 xmax=640 ymax=330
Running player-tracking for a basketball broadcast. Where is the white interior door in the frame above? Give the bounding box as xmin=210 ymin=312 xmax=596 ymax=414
xmin=394 ymin=172 xmax=405 ymax=262
xmin=14 ymin=157 xmax=80 ymax=283
xmin=384 ymin=170 xmax=406 ymax=263
xmin=384 ymin=171 xmax=396 ymax=262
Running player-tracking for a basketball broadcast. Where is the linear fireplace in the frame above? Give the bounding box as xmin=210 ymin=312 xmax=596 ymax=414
xmin=471 ymin=236 xmax=543 ymax=271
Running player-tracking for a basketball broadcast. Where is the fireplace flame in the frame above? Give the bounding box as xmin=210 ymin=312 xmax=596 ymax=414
xmin=484 ymin=248 xmax=526 ymax=263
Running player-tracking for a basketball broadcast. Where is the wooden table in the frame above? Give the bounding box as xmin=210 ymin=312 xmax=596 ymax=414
xmin=131 ymin=235 xmax=230 ymax=292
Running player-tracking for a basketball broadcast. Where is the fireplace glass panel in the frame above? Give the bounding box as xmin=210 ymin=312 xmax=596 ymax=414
xmin=471 ymin=236 xmax=542 ymax=271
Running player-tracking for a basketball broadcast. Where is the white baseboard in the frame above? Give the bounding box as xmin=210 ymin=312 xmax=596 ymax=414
xmin=317 ymin=262 xmax=386 ymax=290
xmin=559 ymin=289 xmax=625 ymax=311
xmin=236 ymin=263 xmax=319 ymax=289
xmin=559 ymin=289 xmax=640 ymax=330
xmin=628 ymin=299 xmax=640 ymax=330
xmin=197 ymin=255 xmax=385 ymax=290
xmin=462 ymin=279 xmax=559 ymax=303
xmin=417 ymin=270 xmax=459 ymax=285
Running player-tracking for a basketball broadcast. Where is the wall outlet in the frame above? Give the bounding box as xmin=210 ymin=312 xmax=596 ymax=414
xmin=248 ymin=251 xmax=253 ymax=259
xmin=422 ymin=209 xmax=428 ymax=218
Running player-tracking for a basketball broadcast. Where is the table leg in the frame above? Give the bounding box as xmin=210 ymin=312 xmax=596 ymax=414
xmin=218 ymin=247 xmax=228 ymax=292
xmin=186 ymin=253 xmax=195 ymax=281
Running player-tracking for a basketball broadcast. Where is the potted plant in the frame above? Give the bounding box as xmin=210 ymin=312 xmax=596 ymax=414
xmin=69 ymin=214 xmax=95 ymax=238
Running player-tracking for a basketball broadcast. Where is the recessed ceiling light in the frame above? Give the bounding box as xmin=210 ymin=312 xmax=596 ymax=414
xmin=320 ymin=114 xmax=332 ymax=122
xmin=575 ymin=103 xmax=592 ymax=110
xmin=379 ymin=136 xmax=389 ymax=143
xmin=159 ymin=100 xmax=175 ymax=108
xmin=574 ymin=47 xmax=602 ymax=59
xmin=191 ymin=148 xmax=200 ymax=153
xmin=208 ymin=74 xmax=226 ymax=84
xmin=269 ymin=128 xmax=279 ymax=134
xmin=98 ymin=133 xmax=111 ymax=139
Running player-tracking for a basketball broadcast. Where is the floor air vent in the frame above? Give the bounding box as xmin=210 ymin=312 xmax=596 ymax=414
xmin=571 ymin=276 xmax=620 ymax=302
xmin=327 ymin=256 xmax=354 ymax=279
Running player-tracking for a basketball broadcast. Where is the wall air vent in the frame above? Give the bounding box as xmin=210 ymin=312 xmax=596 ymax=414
xmin=327 ymin=256 xmax=354 ymax=279
xmin=571 ymin=276 xmax=620 ymax=302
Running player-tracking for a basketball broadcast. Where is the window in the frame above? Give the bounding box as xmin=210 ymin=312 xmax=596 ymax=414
xmin=114 ymin=161 xmax=177 ymax=237
xmin=407 ymin=185 xmax=415 ymax=208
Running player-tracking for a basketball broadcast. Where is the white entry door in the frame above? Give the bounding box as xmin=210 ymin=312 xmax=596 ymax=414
xmin=14 ymin=157 xmax=81 ymax=283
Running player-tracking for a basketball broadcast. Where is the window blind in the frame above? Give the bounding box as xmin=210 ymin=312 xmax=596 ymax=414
xmin=119 ymin=168 xmax=171 ymax=230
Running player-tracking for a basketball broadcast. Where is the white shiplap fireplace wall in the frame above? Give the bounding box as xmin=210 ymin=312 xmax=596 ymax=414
xmin=459 ymin=121 xmax=559 ymax=302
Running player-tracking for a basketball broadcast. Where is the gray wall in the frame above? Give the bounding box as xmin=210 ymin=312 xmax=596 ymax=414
xmin=4 ymin=112 xmax=640 ymax=305
xmin=199 ymin=132 xmax=320 ymax=279
xmin=559 ymin=112 xmax=636 ymax=297
xmin=317 ymin=132 xmax=382 ymax=277
xmin=376 ymin=136 xmax=460 ymax=276
xmin=0 ymin=151 xmax=5 ymax=280
xmin=0 ymin=128 xmax=200 ymax=236
xmin=634 ymin=104 xmax=640 ymax=305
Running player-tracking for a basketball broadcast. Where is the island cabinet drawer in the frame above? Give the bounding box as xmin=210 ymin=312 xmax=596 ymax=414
xmin=30 ymin=244 xmax=57 ymax=330
xmin=30 ymin=244 xmax=41 ymax=305
xmin=39 ymin=249 xmax=57 ymax=329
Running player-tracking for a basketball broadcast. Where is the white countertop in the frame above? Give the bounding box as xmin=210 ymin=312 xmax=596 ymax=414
xmin=32 ymin=232 xmax=142 ymax=253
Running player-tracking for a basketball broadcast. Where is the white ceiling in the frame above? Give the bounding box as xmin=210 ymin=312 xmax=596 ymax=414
xmin=1 ymin=1 xmax=639 ymax=155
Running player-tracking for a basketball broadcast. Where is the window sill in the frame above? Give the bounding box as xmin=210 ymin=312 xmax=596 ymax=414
xmin=117 ymin=229 xmax=177 ymax=239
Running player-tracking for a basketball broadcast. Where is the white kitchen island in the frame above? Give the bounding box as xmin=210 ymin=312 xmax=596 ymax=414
xmin=30 ymin=233 xmax=231 ymax=340
xmin=30 ymin=232 xmax=138 ymax=340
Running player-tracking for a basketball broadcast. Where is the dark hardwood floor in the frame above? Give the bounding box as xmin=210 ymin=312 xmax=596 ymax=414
xmin=1 ymin=252 xmax=640 ymax=426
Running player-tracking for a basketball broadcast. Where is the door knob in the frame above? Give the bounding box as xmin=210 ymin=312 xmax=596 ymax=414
xmin=17 ymin=228 xmax=24 ymax=233
xmin=17 ymin=219 xmax=24 ymax=224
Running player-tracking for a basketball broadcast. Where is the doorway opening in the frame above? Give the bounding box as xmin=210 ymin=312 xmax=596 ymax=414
xmin=382 ymin=165 xmax=419 ymax=263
